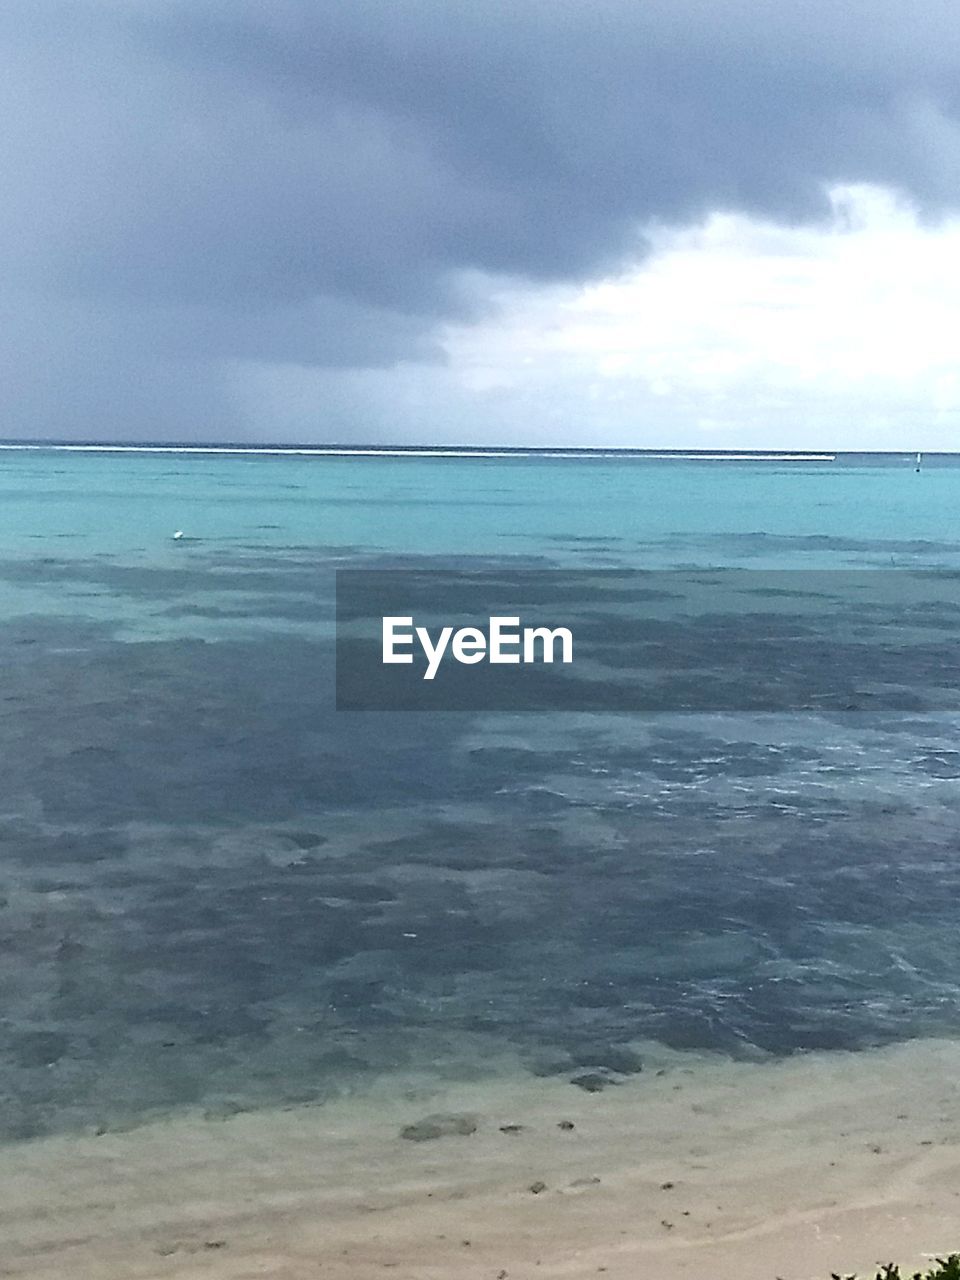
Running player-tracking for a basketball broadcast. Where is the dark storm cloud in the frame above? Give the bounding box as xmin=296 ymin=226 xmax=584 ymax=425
xmin=1 ymin=0 xmax=960 ymax=438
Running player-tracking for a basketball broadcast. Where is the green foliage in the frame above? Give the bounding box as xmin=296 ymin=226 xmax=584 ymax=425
xmin=830 ymin=1256 xmax=960 ymax=1280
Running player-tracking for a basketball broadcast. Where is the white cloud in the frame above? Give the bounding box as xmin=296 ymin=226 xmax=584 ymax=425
xmin=433 ymin=183 xmax=960 ymax=448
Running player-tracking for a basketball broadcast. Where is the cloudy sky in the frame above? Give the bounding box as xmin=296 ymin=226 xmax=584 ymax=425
xmin=3 ymin=1 xmax=960 ymax=448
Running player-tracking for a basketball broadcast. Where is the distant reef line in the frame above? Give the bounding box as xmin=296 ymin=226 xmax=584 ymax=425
xmin=0 ymin=442 xmax=839 ymax=460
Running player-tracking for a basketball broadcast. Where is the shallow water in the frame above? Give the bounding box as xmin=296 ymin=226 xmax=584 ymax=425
xmin=1 ymin=448 xmax=960 ymax=1140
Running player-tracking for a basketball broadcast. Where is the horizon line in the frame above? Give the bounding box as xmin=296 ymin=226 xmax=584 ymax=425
xmin=0 ymin=441 xmax=912 ymax=461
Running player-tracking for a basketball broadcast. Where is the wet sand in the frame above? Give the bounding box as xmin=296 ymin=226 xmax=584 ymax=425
xmin=1 ymin=1037 xmax=959 ymax=1279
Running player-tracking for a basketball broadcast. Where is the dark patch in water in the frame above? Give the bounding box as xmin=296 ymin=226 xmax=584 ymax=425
xmin=1 ymin=571 xmax=960 ymax=1139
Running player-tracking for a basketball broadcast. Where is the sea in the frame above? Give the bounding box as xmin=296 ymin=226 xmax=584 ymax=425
xmin=1 ymin=444 xmax=960 ymax=1142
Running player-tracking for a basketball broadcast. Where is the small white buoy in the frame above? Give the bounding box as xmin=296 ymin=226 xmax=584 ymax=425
xmin=173 ymin=530 xmax=184 ymax=540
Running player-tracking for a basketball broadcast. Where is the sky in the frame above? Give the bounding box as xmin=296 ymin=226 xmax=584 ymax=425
xmin=3 ymin=1 xmax=960 ymax=448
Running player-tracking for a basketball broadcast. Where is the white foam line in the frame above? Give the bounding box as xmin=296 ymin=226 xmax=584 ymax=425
xmin=0 ymin=444 xmax=837 ymax=461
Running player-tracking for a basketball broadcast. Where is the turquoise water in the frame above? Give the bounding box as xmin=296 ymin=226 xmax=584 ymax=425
xmin=3 ymin=449 xmax=960 ymax=570
xmin=2 ymin=448 xmax=960 ymax=1139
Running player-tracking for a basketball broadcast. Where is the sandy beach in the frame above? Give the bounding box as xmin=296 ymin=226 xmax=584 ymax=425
xmin=1 ymin=1037 xmax=958 ymax=1280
